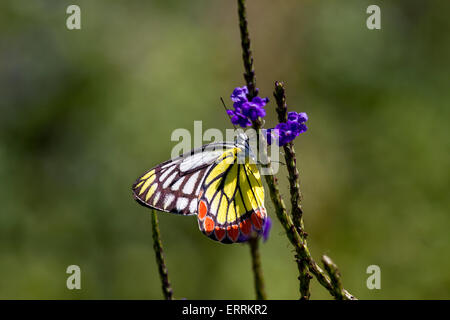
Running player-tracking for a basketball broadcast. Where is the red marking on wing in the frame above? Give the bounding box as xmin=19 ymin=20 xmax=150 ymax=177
xmin=227 ymin=225 xmax=239 ymax=242
xmin=214 ymin=227 xmax=226 ymax=241
xmin=240 ymin=219 xmax=252 ymax=236
xmin=251 ymin=210 xmax=263 ymax=230
xmin=198 ymin=200 xmax=207 ymax=220
xmin=204 ymin=217 xmax=215 ymax=234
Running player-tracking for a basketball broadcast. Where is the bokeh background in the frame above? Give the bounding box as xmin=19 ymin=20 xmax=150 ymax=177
xmin=0 ymin=0 xmax=449 ymax=299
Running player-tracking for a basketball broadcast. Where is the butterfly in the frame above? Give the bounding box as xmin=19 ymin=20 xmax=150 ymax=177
xmin=131 ymin=133 xmax=267 ymax=244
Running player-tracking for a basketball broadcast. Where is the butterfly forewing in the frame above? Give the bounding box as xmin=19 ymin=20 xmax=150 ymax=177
xmin=132 ymin=143 xmax=235 ymax=215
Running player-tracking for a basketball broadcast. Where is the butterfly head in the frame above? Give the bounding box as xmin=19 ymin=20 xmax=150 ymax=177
xmin=235 ymin=132 xmax=249 ymax=148
xmin=235 ymin=132 xmax=258 ymax=163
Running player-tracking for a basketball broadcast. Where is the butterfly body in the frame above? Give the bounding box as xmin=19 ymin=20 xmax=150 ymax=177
xmin=132 ymin=134 xmax=267 ymax=244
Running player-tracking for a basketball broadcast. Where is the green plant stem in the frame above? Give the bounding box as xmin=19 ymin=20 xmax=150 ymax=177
xmin=274 ymin=81 xmax=311 ymax=299
xmin=261 ymin=150 xmax=355 ymax=300
xmin=237 ymin=0 xmax=267 ymax=301
xmin=235 ymin=0 xmax=357 ymax=300
xmin=322 ymin=255 xmax=344 ymax=300
xmin=249 ymin=237 xmax=267 ymax=300
xmin=272 ymin=81 xmax=356 ymax=300
xmin=273 ymin=81 xmax=306 ymax=234
xmin=151 ymin=210 xmax=173 ymax=300
xmin=236 ymin=0 xmax=312 ymax=300
xmin=237 ymin=0 xmax=257 ymax=100
xmin=260 ymin=155 xmax=315 ymax=299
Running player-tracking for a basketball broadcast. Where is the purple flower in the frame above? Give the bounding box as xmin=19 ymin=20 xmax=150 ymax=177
xmin=264 ymin=128 xmax=275 ymax=145
xmin=262 ymin=217 xmax=272 ymax=242
xmin=227 ymin=109 xmax=252 ymax=127
xmin=287 ymin=111 xmax=308 ymax=123
xmin=252 ymin=96 xmax=270 ymax=107
xmin=266 ymin=111 xmax=308 ymax=146
xmin=297 ymin=123 xmax=308 ymax=135
xmin=231 ymin=86 xmax=249 ymax=103
xmin=227 ymin=86 xmax=269 ymax=128
xmin=241 ymin=101 xmax=267 ymax=121
xmin=277 ymin=123 xmax=296 ymax=145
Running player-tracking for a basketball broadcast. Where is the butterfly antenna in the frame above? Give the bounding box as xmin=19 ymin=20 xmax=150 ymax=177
xmin=272 ymin=160 xmax=286 ymax=166
xmin=256 ymin=160 xmax=286 ymax=166
xmin=220 ymin=97 xmax=237 ymax=130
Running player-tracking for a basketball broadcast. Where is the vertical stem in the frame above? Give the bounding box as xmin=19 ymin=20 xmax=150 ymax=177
xmin=235 ymin=0 xmax=356 ymax=301
xmin=273 ymin=81 xmax=305 ymax=233
xmin=274 ymin=81 xmax=311 ymax=299
xmin=271 ymin=83 xmax=356 ymax=300
xmin=151 ymin=210 xmax=173 ymax=300
xmin=260 ymin=160 xmax=313 ymax=300
xmin=237 ymin=0 xmax=266 ymax=300
xmin=249 ymin=237 xmax=267 ymax=300
xmin=237 ymin=0 xmax=257 ymax=100
xmin=237 ymin=0 xmax=309 ymax=299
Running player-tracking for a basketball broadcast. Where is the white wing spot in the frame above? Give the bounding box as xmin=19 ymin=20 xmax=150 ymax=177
xmin=182 ymin=171 xmax=200 ymax=195
xmin=180 ymin=150 xmax=223 ymax=172
xmin=159 ymin=165 xmax=176 ymax=182
xmin=196 ymin=171 xmax=208 ymax=195
xmin=153 ymin=191 xmax=161 ymax=206
xmin=162 ymin=161 xmax=178 ymax=169
xmin=176 ymin=197 xmax=189 ymax=211
xmin=163 ymin=171 xmax=178 ymax=188
xmin=189 ymin=198 xmax=198 ymax=214
xmin=163 ymin=194 xmax=175 ymax=209
xmin=171 ymin=176 xmax=185 ymax=191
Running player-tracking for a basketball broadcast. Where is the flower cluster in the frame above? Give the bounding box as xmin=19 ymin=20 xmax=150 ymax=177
xmin=227 ymin=86 xmax=269 ymax=128
xmin=226 ymin=86 xmax=308 ymax=147
xmin=266 ymin=111 xmax=308 ymax=146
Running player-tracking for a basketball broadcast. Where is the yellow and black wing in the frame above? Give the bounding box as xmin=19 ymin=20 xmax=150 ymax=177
xmin=197 ymin=147 xmax=266 ymax=243
xmin=132 ymin=143 xmax=235 ymax=215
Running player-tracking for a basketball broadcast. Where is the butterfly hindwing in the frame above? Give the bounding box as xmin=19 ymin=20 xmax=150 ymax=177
xmin=197 ymin=147 xmax=266 ymax=244
xmin=132 ymin=143 xmax=235 ymax=215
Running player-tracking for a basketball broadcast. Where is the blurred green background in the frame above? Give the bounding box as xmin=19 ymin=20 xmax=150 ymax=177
xmin=0 ymin=0 xmax=449 ymax=299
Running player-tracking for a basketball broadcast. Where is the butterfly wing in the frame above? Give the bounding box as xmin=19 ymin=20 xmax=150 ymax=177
xmin=197 ymin=147 xmax=266 ymax=243
xmin=132 ymin=143 xmax=236 ymax=215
